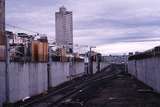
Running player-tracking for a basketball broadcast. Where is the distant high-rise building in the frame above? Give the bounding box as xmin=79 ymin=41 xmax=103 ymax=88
xmin=55 ymin=6 xmax=73 ymax=53
xmin=0 ymin=0 xmax=5 ymax=45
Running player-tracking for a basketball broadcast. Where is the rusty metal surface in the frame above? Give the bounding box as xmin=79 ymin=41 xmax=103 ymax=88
xmin=32 ymin=41 xmax=48 ymax=62
xmin=0 ymin=45 xmax=5 ymax=61
xmin=0 ymin=0 xmax=5 ymax=45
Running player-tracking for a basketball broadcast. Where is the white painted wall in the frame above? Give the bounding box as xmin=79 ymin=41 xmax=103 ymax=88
xmin=128 ymin=57 xmax=160 ymax=93
xmin=93 ymin=62 xmax=97 ymax=74
xmin=28 ymin=63 xmax=48 ymax=97
xmin=49 ymin=62 xmax=70 ymax=87
xmin=0 ymin=62 xmax=5 ymax=107
xmin=0 ymin=62 xmax=48 ymax=105
xmin=0 ymin=61 xmax=109 ymax=106
xmin=100 ymin=62 xmax=110 ymax=71
xmin=74 ymin=62 xmax=85 ymax=75
xmin=93 ymin=62 xmax=110 ymax=74
xmin=49 ymin=62 xmax=85 ymax=87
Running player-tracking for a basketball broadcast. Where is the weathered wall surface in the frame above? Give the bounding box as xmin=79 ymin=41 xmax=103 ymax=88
xmin=9 ymin=63 xmax=48 ymax=102
xmin=28 ymin=63 xmax=48 ymax=97
xmin=0 ymin=62 xmax=5 ymax=107
xmin=8 ymin=63 xmax=29 ymax=103
xmin=49 ymin=62 xmax=85 ymax=87
xmin=49 ymin=62 xmax=69 ymax=87
xmin=73 ymin=62 xmax=85 ymax=76
xmin=93 ymin=62 xmax=97 ymax=74
xmin=49 ymin=62 xmax=109 ymax=87
xmin=100 ymin=62 xmax=110 ymax=71
xmin=0 ymin=62 xmax=48 ymax=105
xmin=128 ymin=57 xmax=160 ymax=93
xmin=93 ymin=62 xmax=109 ymax=74
xmin=0 ymin=61 xmax=109 ymax=106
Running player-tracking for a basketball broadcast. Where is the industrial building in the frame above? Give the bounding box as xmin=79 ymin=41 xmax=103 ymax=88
xmin=55 ymin=6 xmax=73 ymax=53
xmin=0 ymin=0 xmax=5 ymax=45
xmin=2 ymin=31 xmax=49 ymax=62
xmin=32 ymin=37 xmax=48 ymax=62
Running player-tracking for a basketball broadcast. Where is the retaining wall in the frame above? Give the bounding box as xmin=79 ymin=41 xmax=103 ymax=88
xmin=0 ymin=62 xmax=5 ymax=107
xmin=49 ymin=62 xmax=85 ymax=87
xmin=100 ymin=62 xmax=110 ymax=71
xmin=0 ymin=61 xmax=109 ymax=106
xmin=93 ymin=62 xmax=97 ymax=74
xmin=0 ymin=62 xmax=48 ymax=106
xmin=128 ymin=57 xmax=160 ymax=93
xmin=49 ymin=62 xmax=109 ymax=87
xmin=93 ymin=62 xmax=110 ymax=74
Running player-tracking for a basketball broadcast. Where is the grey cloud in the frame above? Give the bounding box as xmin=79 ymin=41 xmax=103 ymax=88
xmin=6 ymin=0 xmax=160 ymax=53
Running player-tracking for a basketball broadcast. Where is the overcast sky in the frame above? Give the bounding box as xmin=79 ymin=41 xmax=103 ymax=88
xmin=6 ymin=0 xmax=160 ymax=55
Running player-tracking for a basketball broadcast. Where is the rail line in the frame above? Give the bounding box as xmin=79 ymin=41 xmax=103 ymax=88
xmin=50 ymin=65 xmax=123 ymax=107
xmin=15 ymin=64 xmax=124 ymax=107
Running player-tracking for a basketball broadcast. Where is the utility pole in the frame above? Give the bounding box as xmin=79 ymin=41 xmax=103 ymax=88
xmin=47 ymin=46 xmax=51 ymax=89
xmin=88 ymin=46 xmax=96 ymax=75
xmin=123 ymin=54 xmax=128 ymax=73
xmin=96 ymin=53 xmax=101 ymax=72
xmin=1 ymin=0 xmax=10 ymax=103
xmin=125 ymin=55 xmax=128 ymax=73
xmin=47 ymin=44 xmax=56 ymax=89
xmin=5 ymin=29 xmax=10 ymax=103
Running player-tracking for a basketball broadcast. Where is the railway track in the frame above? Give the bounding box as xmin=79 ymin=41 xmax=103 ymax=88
xmin=15 ymin=64 xmax=124 ymax=107
xmin=52 ymin=65 xmax=123 ymax=107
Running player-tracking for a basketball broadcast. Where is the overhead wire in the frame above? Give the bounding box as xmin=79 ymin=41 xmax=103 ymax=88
xmin=1 ymin=22 xmax=160 ymax=43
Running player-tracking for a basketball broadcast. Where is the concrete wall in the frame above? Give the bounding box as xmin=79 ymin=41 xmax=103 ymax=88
xmin=9 ymin=63 xmax=48 ymax=102
xmin=73 ymin=62 xmax=85 ymax=76
xmin=49 ymin=62 xmax=70 ymax=87
xmin=0 ymin=62 xmax=5 ymax=107
xmin=0 ymin=61 xmax=109 ymax=106
xmin=49 ymin=62 xmax=109 ymax=87
xmin=93 ymin=62 xmax=97 ymax=74
xmin=49 ymin=62 xmax=85 ymax=87
xmin=100 ymin=62 xmax=110 ymax=71
xmin=128 ymin=57 xmax=160 ymax=93
xmin=0 ymin=62 xmax=48 ymax=106
xmin=93 ymin=62 xmax=109 ymax=74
